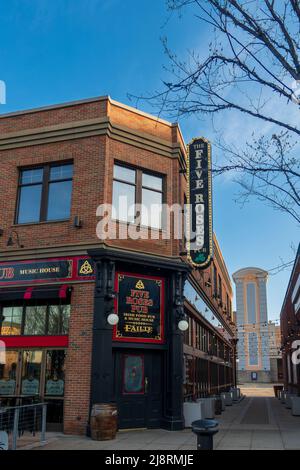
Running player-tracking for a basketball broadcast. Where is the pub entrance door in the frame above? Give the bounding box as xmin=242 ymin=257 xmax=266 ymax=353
xmin=114 ymin=350 xmax=163 ymax=429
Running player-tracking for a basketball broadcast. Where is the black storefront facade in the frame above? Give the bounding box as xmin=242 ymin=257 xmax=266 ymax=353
xmin=88 ymin=247 xmax=191 ymax=431
xmin=89 ymin=247 xmax=236 ymax=430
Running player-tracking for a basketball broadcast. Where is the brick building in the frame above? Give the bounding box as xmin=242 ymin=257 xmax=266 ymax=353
xmin=0 ymin=97 xmax=236 ymax=434
xmin=281 ymin=244 xmax=300 ymax=394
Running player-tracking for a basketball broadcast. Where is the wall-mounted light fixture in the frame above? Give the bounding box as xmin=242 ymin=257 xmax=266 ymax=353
xmin=178 ymin=318 xmax=189 ymax=332
xmin=107 ymin=313 xmax=119 ymax=326
xmin=73 ymin=216 xmax=83 ymax=229
xmin=7 ymin=230 xmax=24 ymax=248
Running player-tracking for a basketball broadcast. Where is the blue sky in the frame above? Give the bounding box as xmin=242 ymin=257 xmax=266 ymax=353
xmin=0 ymin=0 xmax=298 ymax=320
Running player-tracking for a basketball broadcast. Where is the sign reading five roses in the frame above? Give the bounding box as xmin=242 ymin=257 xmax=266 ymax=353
xmin=187 ymin=137 xmax=213 ymax=268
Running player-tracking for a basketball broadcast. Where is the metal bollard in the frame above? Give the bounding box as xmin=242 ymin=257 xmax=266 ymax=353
xmin=192 ymin=419 xmax=219 ymax=451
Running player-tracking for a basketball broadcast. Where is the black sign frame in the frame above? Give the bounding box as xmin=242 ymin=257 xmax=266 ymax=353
xmin=187 ymin=137 xmax=213 ymax=268
xmin=113 ymin=272 xmax=165 ymax=344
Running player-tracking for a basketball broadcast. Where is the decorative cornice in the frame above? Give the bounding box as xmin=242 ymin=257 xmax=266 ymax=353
xmin=0 ymin=116 xmax=186 ymax=165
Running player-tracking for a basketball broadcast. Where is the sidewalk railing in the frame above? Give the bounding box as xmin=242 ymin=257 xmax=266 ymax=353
xmin=0 ymin=403 xmax=47 ymax=450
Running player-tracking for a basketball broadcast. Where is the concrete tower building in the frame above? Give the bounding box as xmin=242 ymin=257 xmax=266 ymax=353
xmin=232 ymin=268 xmax=271 ymax=383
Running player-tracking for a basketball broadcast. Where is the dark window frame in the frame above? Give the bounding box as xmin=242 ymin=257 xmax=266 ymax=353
xmin=15 ymin=161 xmax=73 ymax=225
xmin=113 ymin=162 xmax=165 ymax=229
xmin=0 ymin=300 xmax=70 ymax=337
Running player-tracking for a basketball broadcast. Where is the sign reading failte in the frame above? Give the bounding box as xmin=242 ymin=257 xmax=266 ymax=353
xmin=113 ymin=273 xmax=164 ymax=344
xmin=187 ymin=137 xmax=213 ymax=268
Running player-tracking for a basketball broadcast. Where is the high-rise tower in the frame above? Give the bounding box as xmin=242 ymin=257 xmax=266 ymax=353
xmin=233 ymin=268 xmax=271 ymax=383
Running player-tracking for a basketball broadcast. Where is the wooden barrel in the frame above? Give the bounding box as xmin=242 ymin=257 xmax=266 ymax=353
xmin=90 ymin=403 xmax=118 ymax=441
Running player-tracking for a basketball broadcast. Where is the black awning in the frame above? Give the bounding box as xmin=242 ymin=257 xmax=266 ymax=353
xmin=0 ymin=285 xmax=72 ymax=302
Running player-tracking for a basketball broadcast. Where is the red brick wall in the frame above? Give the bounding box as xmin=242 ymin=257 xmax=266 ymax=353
xmin=64 ymin=283 xmax=94 ymax=435
xmin=0 ymin=100 xmax=107 ymax=134
xmin=0 ymin=136 xmax=106 ymax=251
xmin=0 ymin=99 xmax=184 ymax=258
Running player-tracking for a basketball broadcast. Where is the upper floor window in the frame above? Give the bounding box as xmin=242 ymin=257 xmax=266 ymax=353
xmin=16 ymin=163 xmax=73 ymax=224
xmin=112 ymin=164 xmax=163 ymax=229
xmin=213 ymin=265 xmax=218 ymax=296
xmin=218 ymin=274 xmax=222 ymax=301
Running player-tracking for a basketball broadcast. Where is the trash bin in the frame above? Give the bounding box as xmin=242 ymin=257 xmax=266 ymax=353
xmin=191 ymin=419 xmax=219 ymax=450
xmin=213 ymin=397 xmax=223 ymax=415
xmin=273 ymin=385 xmax=283 ymax=398
xmin=184 ymin=401 xmax=205 ymax=427
xmin=221 ymin=392 xmax=233 ymax=406
xmin=198 ymin=398 xmax=215 ymax=419
xmin=291 ymin=396 xmax=300 ymax=416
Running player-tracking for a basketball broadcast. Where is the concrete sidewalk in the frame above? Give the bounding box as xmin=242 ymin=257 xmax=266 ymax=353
xmin=30 ymin=388 xmax=300 ymax=451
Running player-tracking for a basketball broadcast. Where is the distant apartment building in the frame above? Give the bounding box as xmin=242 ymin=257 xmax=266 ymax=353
xmin=233 ymin=267 xmax=271 ymax=383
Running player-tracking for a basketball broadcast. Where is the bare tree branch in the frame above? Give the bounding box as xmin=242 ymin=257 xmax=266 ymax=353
xmin=131 ymin=0 xmax=300 ymax=223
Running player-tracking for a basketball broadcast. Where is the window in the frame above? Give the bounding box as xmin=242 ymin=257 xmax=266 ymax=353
xmin=123 ymin=355 xmax=144 ymax=394
xmin=45 ymin=350 xmax=66 ymax=397
xmin=0 ymin=303 xmax=70 ymax=336
xmin=218 ymin=275 xmax=222 ymax=301
xmin=247 ymin=283 xmax=257 ymax=324
xmin=213 ymin=265 xmax=218 ymax=297
xmin=226 ymin=293 xmax=230 ymax=316
xmin=17 ymin=163 xmax=73 ymax=224
xmin=112 ymin=165 xmax=136 ymax=223
xmin=0 ymin=350 xmax=18 ymax=396
xmin=24 ymin=305 xmax=47 ymax=335
xmin=248 ymin=332 xmax=259 ymax=366
xmin=141 ymin=173 xmax=163 ymax=229
xmin=0 ymin=306 xmax=23 ymax=335
xmin=21 ymin=350 xmax=42 ymax=395
xmin=112 ymin=164 xmax=163 ymax=229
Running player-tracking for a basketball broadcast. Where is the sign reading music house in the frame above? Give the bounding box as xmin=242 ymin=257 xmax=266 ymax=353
xmin=187 ymin=137 xmax=213 ymax=268
xmin=113 ymin=273 xmax=165 ymax=344
xmin=0 ymin=257 xmax=95 ymax=285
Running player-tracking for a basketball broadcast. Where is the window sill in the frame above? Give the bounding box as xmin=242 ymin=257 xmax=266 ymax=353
xmin=12 ymin=219 xmax=70 ymax=228
xmin=111 ymin=219 xmax=166 ymax=234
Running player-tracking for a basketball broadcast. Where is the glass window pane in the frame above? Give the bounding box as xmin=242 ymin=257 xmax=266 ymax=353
xmin=142 ymin=173 xmax=162 ymax=191
xmin=112 ymin=181 xmax=135 ymax=223
xmin=48 ymin=306 xmax=61 ymax=335
xmin=47 ymin=181 xmax=72 ymax=221
xmin=61 ymin=305 xmax=70 ymax=334
xmin=21 ymin=168 xmax=43 ymax=185
xmin=0 ymin=350 xmax=18 ymax=396
xmin=24 ymin=306 xmax=47 ymax=335
xmin=48 ymin=305 xmax=70 ymax=335
xmin=141 ymin=189 xmax=162 ymax=229
xmin=45 ymin=350 xmax=66 ymax=397
xmin=123 ymin=355 xmax=144 ymax=394
xmin=0 ymin=306 xmax=22 ymax=335
xmin=17 ymin=185 xmax=42 ymax=223
xmin=114 ymin=165 xmax=136 ymax=184
xmin=50 ymin=164 xmax=73 ymax=181
xmin=21 ymin=351 xmax=42 ymax=396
